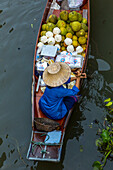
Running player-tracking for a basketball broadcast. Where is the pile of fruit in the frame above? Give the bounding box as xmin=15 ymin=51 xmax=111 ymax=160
xmin=37 ymin=10 xmax=88 ymax=57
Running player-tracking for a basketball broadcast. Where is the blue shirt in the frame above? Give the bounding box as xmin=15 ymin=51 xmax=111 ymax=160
xmin=39 ymin=79 xmax=79 ymax=120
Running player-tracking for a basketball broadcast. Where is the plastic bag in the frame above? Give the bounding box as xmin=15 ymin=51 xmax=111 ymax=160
xmin=55 ymin=54 xmax=71 ymax=64
xmin=36 ymin=61 xmax=48 ymax=71
xmin=68 ymin=0 xmax=83 ymax=8
xmin=69 ymin=55 xmax=83 ymax=68
xmin=55 ymin=54 xmax=83 ymax=68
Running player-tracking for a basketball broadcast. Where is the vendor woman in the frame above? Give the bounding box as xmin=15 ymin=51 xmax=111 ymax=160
xmin=39 ymin=62 xmax=86 ymax=120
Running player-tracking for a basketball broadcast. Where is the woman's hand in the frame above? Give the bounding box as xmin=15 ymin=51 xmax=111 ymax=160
xmin=71 ymin=70 xmax=87 ymax=82
xmin=76 ymin=72 xmax=87 ymax=79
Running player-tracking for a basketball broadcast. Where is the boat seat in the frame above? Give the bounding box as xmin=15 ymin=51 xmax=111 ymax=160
xmin=35 ymin=93 xmax=65 ymax=126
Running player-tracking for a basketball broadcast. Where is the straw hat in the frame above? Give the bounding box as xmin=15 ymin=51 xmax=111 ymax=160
xmin=43 ymin=62 xmax=71 ymax=87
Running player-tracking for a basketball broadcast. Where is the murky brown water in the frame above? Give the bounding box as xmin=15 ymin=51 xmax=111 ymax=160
xmin=0 ymin=0 xmax=113 ymax=169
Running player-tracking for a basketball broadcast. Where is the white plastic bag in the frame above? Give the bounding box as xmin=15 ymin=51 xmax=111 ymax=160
xmin=69 ymin=55 xmax=83 ymax=68
xmin=55 ymin=54 xmax=71 ymax=64
xmin=68 ymin=0 xmax=83 ymax=8
xmin=55 ymin=54 xmax=83 ymax=68
xmin=36 ymin=62 xmax=48 ymax=71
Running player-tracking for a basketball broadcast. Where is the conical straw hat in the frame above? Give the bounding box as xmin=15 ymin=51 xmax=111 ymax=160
xmin=43 ymin=62 xmax=71 ymax=87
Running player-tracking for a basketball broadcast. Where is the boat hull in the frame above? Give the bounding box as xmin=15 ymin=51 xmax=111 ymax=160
xmin=27 ymin=0 xmax=90 ymax=162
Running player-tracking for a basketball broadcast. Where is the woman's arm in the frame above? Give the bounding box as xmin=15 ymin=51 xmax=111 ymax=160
xmin=70 ymin=72 xmax=86 ymax=82
xmin=71 ymin=70 xmax=86 ymax=90
xmin=75 ymin=77 xmax=81 ymax=90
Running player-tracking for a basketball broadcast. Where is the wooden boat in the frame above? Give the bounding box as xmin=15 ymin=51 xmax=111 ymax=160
xmin=27 ymin=0 xmax=90 ymax=162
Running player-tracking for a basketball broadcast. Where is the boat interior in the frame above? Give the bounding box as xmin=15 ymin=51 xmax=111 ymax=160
xmin=27 ymin=0 xmax=90 ymax=161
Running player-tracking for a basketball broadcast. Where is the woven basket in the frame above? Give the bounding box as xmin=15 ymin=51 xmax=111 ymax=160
xmin=34 ymin=118 xmax=60 ymax=132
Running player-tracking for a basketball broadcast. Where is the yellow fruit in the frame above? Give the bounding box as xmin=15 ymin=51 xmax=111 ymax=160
xmin=60 ymin=27 xmax=67 ymax=36
xmin=69 ymin=11 xmax=78 ymax=22
xmin=46 ymin=23 xmax=55 ymax=31
xmin=66 ymin=33 xmax=73 ymax=39
xmin=83 ymin=47 xmax=86 ymax=51
xmin=82 ymin=44 xmax=86 ymax=47
xmin=66 ymin=26 xmax=74 ymax=34
xmin=76 ymin=29 xmax=85 ymax=37
xmin=79 ymin=29 xmax=85 ymax=36
xmin=78 ymin=37 xmax=87 ymax=45
xmin=81 ymin=23 xmax=88 ymax=31
xmin=76 ymin=31 xmax=79 ymax=37
xmin=42 ymin=24 xmax=47 ymax=31
xmin=61 ymin=46 xmax=66 ymax=51
xmin=85 ymin=34 xmax=88 ymax=39
xmin=72 ymin=40 xmax=78 ymax=47
xmin=71 ymin=21 xmax=81 ymax=32
xmin=61 ymin=36 xmax=65 ymax=42
xmin=81 ymin=44 xmax=86 ymax=51
xmin=57 ymin=20 xmax=66 ymax=28
xmin=82 ymin=18 xmax=87 ymax=24
xmin=77 ymin=13 xmax=83 ymax=22
xmin=73 ymin=35 xmax=77 ymax=41
xmin=40 ymin=31 xmax=46 ymax=36
xmin=60 ymin=10 xmax=69 ymax=21
xmin=81 ymin=52 xmax=86 ymax=57
xmin=48 ymin=14 xmax=58 ymax=24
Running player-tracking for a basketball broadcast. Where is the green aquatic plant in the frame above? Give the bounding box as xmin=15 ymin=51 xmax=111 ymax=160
xmin=92 ymin=98 xmax=113 ymax=170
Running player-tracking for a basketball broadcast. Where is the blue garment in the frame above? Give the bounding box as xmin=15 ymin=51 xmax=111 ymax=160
xmin=39 ymin=80 xmax=80 ymax=120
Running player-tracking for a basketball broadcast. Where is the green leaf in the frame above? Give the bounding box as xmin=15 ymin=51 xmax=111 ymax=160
xmin=89 ymin=124 xmax=92 ymax=128
xmin=80 ymin=145 xmax=83 ymax=152
xmin=31 ymin=24 xmax=33 ymax=28
xmin=104 ymin=98 xmax=111 ymax=102
xmin=106 ymin=114 xmax=112 ymax=122
xmin=109 ymin=108 xmax=113 ymax=113
xmin=92 ymin=161 xmax=103 ymax=170
xmin=105 ymin=102 xmax=113 ymax=107
xmin=95 ymin=139 xmax=102 ymax=147
xmin=101 ymin=129 xmax=111 ymax=143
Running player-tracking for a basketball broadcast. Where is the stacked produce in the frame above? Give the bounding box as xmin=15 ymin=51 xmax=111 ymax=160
xmin=37 ymin=11 xmax=88 ymax=57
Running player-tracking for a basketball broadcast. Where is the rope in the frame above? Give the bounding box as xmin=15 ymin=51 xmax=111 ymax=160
xmin=31 ymin=133 xmax=61 ymax=155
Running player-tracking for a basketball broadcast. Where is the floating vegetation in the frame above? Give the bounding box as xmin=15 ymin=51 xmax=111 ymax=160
xmin=31 ymin=24 xmax=33 ymax=28
xmin=92 ymin=98 xmax=113 ymax=170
